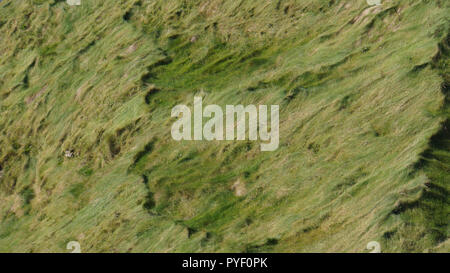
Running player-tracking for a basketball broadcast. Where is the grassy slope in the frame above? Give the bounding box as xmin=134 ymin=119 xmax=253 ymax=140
xmin=0 ymin=0 xmax=448 ymax=252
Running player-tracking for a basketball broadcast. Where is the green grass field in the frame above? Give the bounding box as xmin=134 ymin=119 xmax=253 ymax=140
xmin=0 ymin=0 xmax=448 ymax=252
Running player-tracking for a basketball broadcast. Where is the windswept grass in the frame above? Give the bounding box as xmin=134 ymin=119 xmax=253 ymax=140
xmin=0 ymin=0 xmax=448 ymax=252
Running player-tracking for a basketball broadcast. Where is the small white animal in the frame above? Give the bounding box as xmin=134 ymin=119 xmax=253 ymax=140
xmin=64 ymin=150 xmax=75 ymax=158
xmin=67 ymin=0 xmax=81 ymax=6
